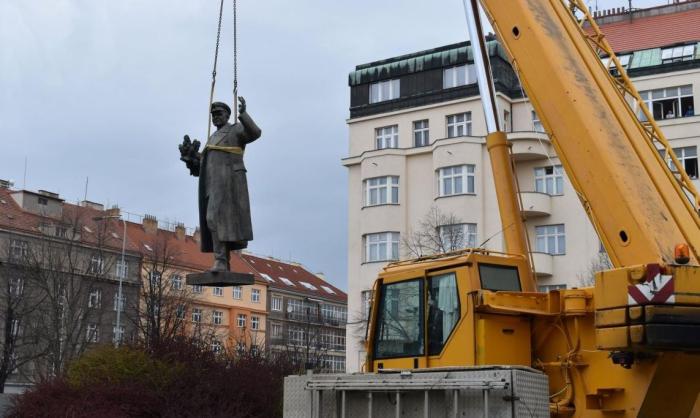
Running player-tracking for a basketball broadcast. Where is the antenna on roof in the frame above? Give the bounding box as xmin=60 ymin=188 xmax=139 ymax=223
xmin=22 ymin=156 xmax=27 ymax=189
xmin=83 ymin=177 xmax=89 ymax=202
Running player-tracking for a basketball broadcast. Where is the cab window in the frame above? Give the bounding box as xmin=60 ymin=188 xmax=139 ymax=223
xmin=428 ymin=272 xmax=460 ymax=355
xmin=374 ymin=279 xmax=424 ymax=359
xmin=478 ymin=264 xmax=521 ymax=291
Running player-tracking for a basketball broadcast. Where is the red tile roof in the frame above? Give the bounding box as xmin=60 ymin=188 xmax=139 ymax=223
xmin=240 ymin=253 xmax=347 ymax=303
xmin=595 ymin=7 xmax=700 ymax=53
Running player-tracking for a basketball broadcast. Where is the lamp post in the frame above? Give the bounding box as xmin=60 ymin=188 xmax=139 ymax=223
xmin=93 ymin=214 xmax=127 ymax=347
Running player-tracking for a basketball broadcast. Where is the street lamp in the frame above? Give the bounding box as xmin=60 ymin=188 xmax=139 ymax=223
xmin=93 ymin=214 xmax=127 ymax=347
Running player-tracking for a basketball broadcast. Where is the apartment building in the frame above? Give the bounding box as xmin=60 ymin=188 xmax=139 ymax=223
xmin=241 ymin=253 xmax=348 ymax=373
xmin=344 ymin=2 xmax=700 ymax=372
xmin=0 ymin=185 xmax=141 ymax=392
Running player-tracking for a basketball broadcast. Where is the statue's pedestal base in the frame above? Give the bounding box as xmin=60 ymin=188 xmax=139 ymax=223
xmin=186 ymin=271 xmax=254 ymax=287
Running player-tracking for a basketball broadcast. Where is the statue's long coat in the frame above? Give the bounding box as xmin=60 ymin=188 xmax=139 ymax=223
xmin=196 ymin=111 xmax=261 ymax=252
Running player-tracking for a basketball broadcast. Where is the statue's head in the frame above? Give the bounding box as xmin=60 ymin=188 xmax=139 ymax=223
xmin=211 ymin=102 xmax=231 ymax=129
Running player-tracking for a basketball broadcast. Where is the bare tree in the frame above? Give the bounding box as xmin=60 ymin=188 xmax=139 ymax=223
xmin=577 ymin=251 xmax=613 ymax=287
xmin=403 ymin=206 xmax=466 ymax=258
xmin=133 ymin=236 xmax=202 ymax=349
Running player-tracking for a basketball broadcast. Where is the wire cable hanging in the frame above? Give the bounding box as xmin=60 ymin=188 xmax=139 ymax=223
xmin=207 ymin=0 xmax=239 ymax=138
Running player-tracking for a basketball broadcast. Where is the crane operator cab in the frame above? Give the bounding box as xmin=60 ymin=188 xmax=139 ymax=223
xmin=365 ymin=249 xmax=535 ymax=372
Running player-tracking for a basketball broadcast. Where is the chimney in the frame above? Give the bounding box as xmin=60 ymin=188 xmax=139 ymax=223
xmin=105 ymin=206 xmax=120 ymax=218
xmin=143 ymin=214 xmax=158 ymax=235
xmin=175 ymin=223 xmax=186 ymax=241
xmin=193 ymin=227 xmax=201 ymax=243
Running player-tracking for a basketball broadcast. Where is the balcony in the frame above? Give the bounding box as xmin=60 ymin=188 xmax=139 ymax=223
xmin=520 ymin=192 xmax=551 ymax=218
xmin=531 ymin=252 xmax=553 ymax=277
xmin=508 ymin=132 xmax=552 ymax=161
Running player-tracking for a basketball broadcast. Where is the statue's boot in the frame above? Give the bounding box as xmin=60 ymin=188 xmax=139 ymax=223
xmin=210 ymin=233 xmax=230 ymax=272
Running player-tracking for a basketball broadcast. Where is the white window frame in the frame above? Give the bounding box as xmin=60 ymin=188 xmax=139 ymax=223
xmin=213 ymin=310 xmax=223 ymax=325
xmin=271 ymin=322 xmax=282 ymax=337
xmin=86 ymin=324 xmax=99 ymax=343
xmin=271 ymin=296 xmax=282 ymax=311
xmin=89 ymin=255 xmax=104 ymax=275
xmin=438 ymin=165 xmax=475 ymax=196
xmin=191 ymin=284 xmax=203 ymax=294
xmin=237 ymin=314 xmax=246 ymax=328
xmin=364 ymin=176 xmax=399 ymax=206
xmin=672 ymin=146 xmax=698 ymax=179
xmin=9 ymin=240 xmax=28 ymax=260
xmin=364 ymin=232 xmax=400 ymax=262
xmin=532 ymin=110 xmax=544 ymax=133
xmin=361 ymin=290 xmax=373 ymax=320
xmin=413 ymin=120 xmax=429 ymax=147
xmin=446 ymin=113 xmax=472 ymax=138
xmin=211 ymin=340 xmax=222 ymax=353
xmin=251 ymin=288 xmax=261 ymax=303
xmin=9 ymin=277 xmax=23 ymax=297
xmin=369 ymin=79 xmax=400 ymax=103
xmin=233 ymin=286 xmax=242 ymax=299
xmin=375 ymin=125 xmax=399 ymax=149
xmin=443 ymin=64 xmax=476 ymax=89
xmin=171 ymin=274 xmax=183 ymax=290
xmin=535 ymin=224 xmax=566 ymax=255
xmin=112 ymin=326 xmax=125 ymax=344
xmin=115 ymin=260 xmax=128 ymax=279
xmin=176 ymin=304 xmax=186 ymax=319
xmin=213 ymin=286 xmax=224 ymax=297
xmin=534 ymin=165 xmax=564 ymax=195
xmin=661 ymin=45 xmax=695 ymax=64
xmin=113 ymin=293 xmax=125 ymax=312
xmin=88 ymin=289 xmax=101 ymax=308
xmin=639 ymin=85 xmax=694 ymax=120
xmin=251 ymin=316 xmax=260 ymax=330
xmin=438 ymin=223 xmax=478 ymax=250
xmin=192 ymin=308 xmax=202 ymax=323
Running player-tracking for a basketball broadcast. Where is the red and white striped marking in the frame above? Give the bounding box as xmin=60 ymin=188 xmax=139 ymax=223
xmin=627 ymin=264 xmax=675 ymax=305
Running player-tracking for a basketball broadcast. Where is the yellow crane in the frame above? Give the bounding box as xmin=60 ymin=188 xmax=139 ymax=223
xmin=363 ymin=0 xmax=700 ymax=416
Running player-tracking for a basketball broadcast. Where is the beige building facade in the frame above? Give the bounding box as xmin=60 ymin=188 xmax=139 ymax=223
xmin=344 ymin=3 xmax=700 ymax=372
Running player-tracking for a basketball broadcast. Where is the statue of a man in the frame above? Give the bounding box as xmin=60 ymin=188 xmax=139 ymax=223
xmin=179 ymin=97 xmax=261 ymax=272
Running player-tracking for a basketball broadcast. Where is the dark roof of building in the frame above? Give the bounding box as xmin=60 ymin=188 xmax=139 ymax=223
xmin=596 ymin=6 xmax=700 ymax=54
xmin=240 ymin=253 xmax=347 ymax=303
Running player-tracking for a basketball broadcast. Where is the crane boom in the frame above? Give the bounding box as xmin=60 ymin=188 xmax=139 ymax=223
xmin=478 ymin=0 xmax=700 ymax=268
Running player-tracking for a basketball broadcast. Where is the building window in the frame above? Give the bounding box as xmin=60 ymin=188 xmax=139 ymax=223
xmin=191 ymin=284 xmax=202 ymax=294
xmin=86 ymin=324 xmax=99 ymax=343
xmin=9 ymin=240 xmax=29 ymax=260
xmin=148 ymin=271 xmax=161 ymax=288
xmin=89 ymin=255 xmax=104 ymax=275
xmin=113 ymin=293 xmax=125 ymax=312
xmin=251 ymin=288 xmax=261 ymax=303
xmin=413 ymin=120 xmax=429 ymax=147
xmin=213 ymin=310 xmax=223 ymax=325
xmin=10 ymin=319 xmax=20 ymax=337
xmin=661 ymin=45 xmax=695 ymax=64
xmin=375 ymin=125 xmax=398 ymax=149
xmin=538 ymin=284 xmax=567 ymax=293
xmin=535 ymin=224 xmax=566 ymax=255
xmin=639 ymin=85 xmax=694 ymax=120
xmin=192 ymin=308 xmax=202 ymax=323
xmin=213 ymin=286 xmax=223 ymax=297
xmin=364 ymin=176 xmax=399 ymax=206
xmin=446 ymin=113 xmax=471 ymax=138
xmin=171 ymin=274 xmax=182 ymax=290
xmin=271 ymin=296 xmax=282 ymax=311
xmin=115 ymin=260 xmax=128 ymax=279
xmin=237 ymin=314 xmax=246 ymax=328
xmin=534 ymin=165 xmax=564 ymax=195
xmin=322 ymin=304 xmax=348 ymax=324
xmin=288 ymin=327 xmax=305 ymax=345
xmin=176 ymin=304 xmax=185 ymax=319
xmin=88 ymin=289 xmax=101 ymax=308
xmin=364 ymin=232 xmax=400 ymax=262
xmin=9 ymin=278 xmax=23 ymax=297
xmin=438 ymin=223 xmax=477 ymax=251
xmin=672 ymin=146 xmax=698 ymax=179
xmin=369 ymin=79 xmax=400 ymax=103
xmin=38 ymin=196 xmax=48 ymax=205
xmin=361 ymin=290 xmax=373 ymax=320
xmin=602 ymin=54 xmax=631 ymax=75
xmin=251 ymin=316 xmax=260 ymax=330
xmin=532 ymin=110 xmax=544 ymax=132
xmin=233 ymin=286 xmax=242 ymax=300
xmin=438 ymin=165 xmax=475 ymax=196
xmin=271 ymin=322 xmax=282 ymax=337
xmin=443 ymin=64 xmax=476 ymax=89
xmin=211 ymin=340 xmax=222 ymax=353
xmin=112 ymin=326 xmax=125 ymax=344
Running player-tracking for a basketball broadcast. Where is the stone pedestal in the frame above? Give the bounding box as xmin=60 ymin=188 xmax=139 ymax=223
xmin=186 ymin=271 xmax=254 ymax=287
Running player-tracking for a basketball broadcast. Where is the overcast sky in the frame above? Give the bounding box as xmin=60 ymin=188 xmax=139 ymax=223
xmin=0 ymin=0 xmax=667 ymax=290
